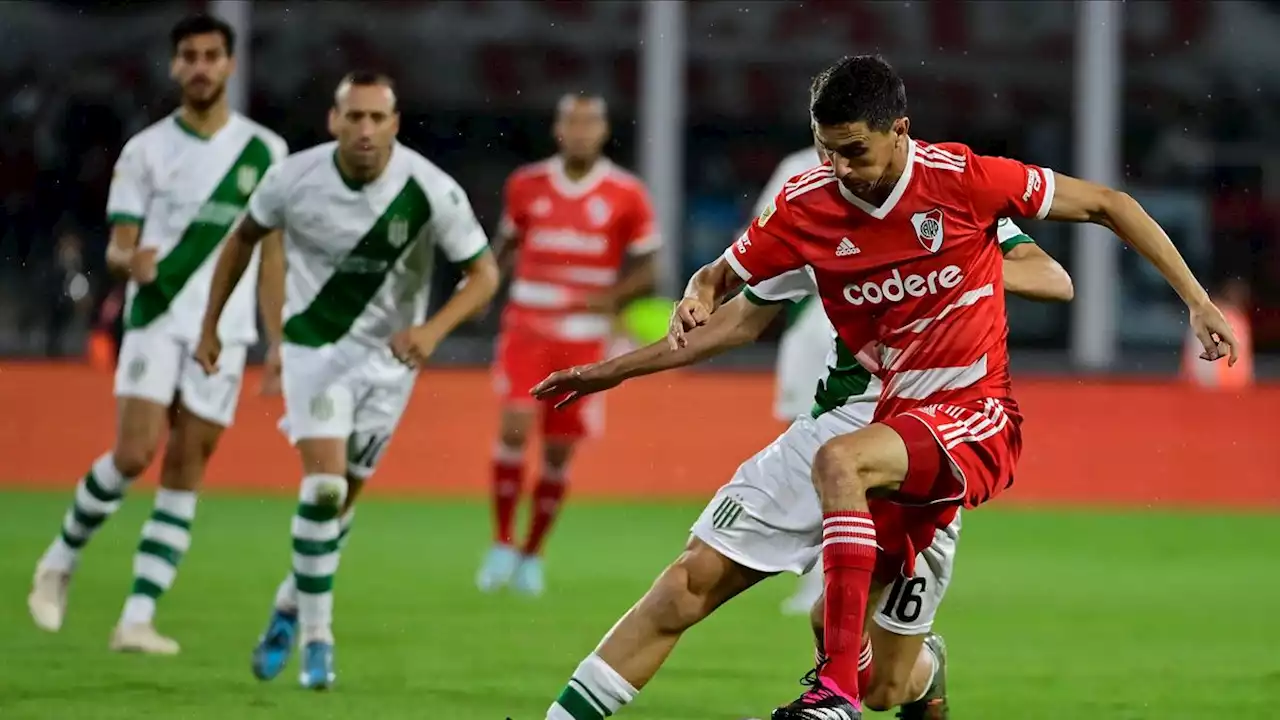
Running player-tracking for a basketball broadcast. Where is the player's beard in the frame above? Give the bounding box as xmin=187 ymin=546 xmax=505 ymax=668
xmin=183 ymin=82 xmax=225 ymax=113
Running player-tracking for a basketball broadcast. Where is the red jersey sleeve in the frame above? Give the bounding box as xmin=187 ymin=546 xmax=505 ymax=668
xmin=966 ymin=151 xmax=1056 ymax=224
xmin=721 ymin=189 xmax=807 ymax=284
xmin=498 ymin=173 xmax=527 ymax=242
xmin=625 ymin=184 xmax=661 ymax=255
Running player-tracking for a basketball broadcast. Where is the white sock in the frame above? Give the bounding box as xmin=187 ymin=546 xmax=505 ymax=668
xmin=43 ymin=453 xmax=132 ymax=572
xmin=292 ymin=474 xmax=348 ymax=644
xmin=121 ymin=488 xmax=198 ymax=625
xmin=547 ymin=653 xmax=637 ymax=720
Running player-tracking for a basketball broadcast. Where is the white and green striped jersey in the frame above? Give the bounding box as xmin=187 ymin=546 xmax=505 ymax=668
xmin=744 ymin=218 xmax=1037 ymax=418
xmin=107 ymin=112 xmax=288 ymax=344
xmin=246 ymin=141 xmax=489 ymax=351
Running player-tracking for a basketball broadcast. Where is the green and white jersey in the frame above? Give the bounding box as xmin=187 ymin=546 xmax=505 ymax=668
xmin=107 ymin=112 xmax=288 ymax=344
xmin=247 ymin=141 xmax=489 ymax=352
xmin=744 ymin=218 xmax=1037 ymax=419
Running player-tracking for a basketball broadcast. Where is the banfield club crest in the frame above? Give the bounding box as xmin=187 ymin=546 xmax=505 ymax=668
xmin=910 ymin=208 xmax=944 ymax=253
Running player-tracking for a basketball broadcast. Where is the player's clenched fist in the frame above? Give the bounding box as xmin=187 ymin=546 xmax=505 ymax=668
xmin=1189 ymin=300 xmax=1240 ymax=365
xmin=106 ymin=244 xmax=159 ymax=284
xmin=390 ymin=324 xmax=443 ymax=369
xmin=530 ymin=364 xmax=620 ymax=409
xmin=667 ymin=296 xmax=713 ymax=350
xmin=193 ymin=331 xmax=221 ymax=375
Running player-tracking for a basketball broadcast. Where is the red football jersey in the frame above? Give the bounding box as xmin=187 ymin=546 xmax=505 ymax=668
xmin=501 ymin=156 xmax=660 ymax=341
xmin=724 ymin=140 xmax=1055 ymax=419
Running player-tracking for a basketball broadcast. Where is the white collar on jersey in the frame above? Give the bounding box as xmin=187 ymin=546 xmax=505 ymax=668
xmin=836 ymin=138 xmax=917 ymax=220
xmin=548 ymin=155 xmax=613 ymax=198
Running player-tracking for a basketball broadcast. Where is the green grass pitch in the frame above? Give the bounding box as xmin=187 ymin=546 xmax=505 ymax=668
xmin=1 ymin=490 xmax=1278 ymax=719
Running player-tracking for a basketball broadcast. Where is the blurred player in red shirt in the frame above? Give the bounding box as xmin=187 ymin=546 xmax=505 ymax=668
xmin=668 ymin=56 xmax=1238 ymax=720
xmin=478 ymin=94 xmax=660 ymax=596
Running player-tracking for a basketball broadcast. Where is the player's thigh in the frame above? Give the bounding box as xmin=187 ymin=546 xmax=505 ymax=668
xmin=281 ymin=367 xmax=356 ymax=477
xmin=872 ymin=511 xmax=961 ymax=635
xmin=691 ymin=417 xmax=826 ymax=576
xmin=112 ymin=329 xmax=184 ymax=473
xmin=175 ymin=342 xmax=247 ymax=429
xmin=345 ymin=371 xmax=416 ymax=483
xmin=812 ymin=423 xmax=911 ymax=506
xmin=880 ymin=399 xmax=1023 ymax=508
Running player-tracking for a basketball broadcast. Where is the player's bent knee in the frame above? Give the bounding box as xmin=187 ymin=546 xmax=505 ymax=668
xmin=113 ymin=441 xmax=158 ymax=478
xmin=813 ymin=425 xmax=908 ymax=498
xmin=498 ymin=409 xmax=535 ymax=449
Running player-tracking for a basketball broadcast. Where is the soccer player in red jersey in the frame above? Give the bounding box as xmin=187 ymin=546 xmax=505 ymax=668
xmin=479 ymin=94 xmax=661 ymax=596
xmin=671 ymin=55 xmax=1238 ymax=720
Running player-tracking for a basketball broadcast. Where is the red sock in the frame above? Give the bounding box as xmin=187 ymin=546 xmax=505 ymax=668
xmin=491 ymin=449 xmax=523 ymax=546
xmin=858 ymin=635 xmax=875 ymax=694
xmin=523 ymin=477 xmax=567 ymax=555
xmin=820 ymin=510 xmax=878 ymax=703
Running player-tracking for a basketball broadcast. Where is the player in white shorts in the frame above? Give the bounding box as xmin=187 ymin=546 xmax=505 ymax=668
xmin=527 ymin=220 xmax=1071 ymax=720
xmin=27 ymin=13 xmax=288 ymax=655
xmin=196 ymin=71 xmax=499 ymax=690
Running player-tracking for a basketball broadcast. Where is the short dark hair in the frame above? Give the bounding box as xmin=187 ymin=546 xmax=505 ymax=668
xmin=334 ymin=71 xmax=397 ymax=109
xmin=170 ymin=14 xmax=235 ymax=56
xmin=809 ymin=55 xmax=906 ymax=131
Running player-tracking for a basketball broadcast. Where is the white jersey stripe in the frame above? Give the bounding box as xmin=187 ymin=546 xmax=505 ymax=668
xmin=1036 ymin=168 xmax=1057 ymax=220
xmin=902 ymin=283 xmax=995 ymax=334
xmin=786 ymin=176 xmax=839 ymax=201
xmin=916 ymin=158 xmax=965 ymax=173
xmin=786 ymin=165 xmax=833 ymax=190
xmin=919 ymin=145 xmax=966 ymax=164
xmin=886 ymin=354 xmax=989 ymax=401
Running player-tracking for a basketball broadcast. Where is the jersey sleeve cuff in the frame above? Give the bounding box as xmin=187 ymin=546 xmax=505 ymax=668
xmin=246 ymin=208 xmax=278 ymax=231
xmin=999 ymin=234 xmax=1034 ymax=254
xmin=743 ymin=287 xmax=790 ymax=306
xmin=451 ymin=243 xmax=491 ymax=267
xmin=107 ymin=212 xmax=143 ymax=225
xmin=721 ymin=246 xmax=752 ymax=282
xmin=1035 ymin=168 xmax=1056 ymax=220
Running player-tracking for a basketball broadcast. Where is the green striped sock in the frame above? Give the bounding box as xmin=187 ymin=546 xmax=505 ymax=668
xmin=121 ymin=489 xmax=197 ymax=625
xmin=42 ymin=453 xmax=131 ymax=571
xmin=274 ymin=507 xmax=355 ymax=612
xmin=547 ymin=654 xmax=637 ymax=719
xmin=293 ymin=474 xmax=348 ymax=643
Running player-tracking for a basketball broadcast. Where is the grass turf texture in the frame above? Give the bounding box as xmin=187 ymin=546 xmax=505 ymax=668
xmin=1 ymin=491 xmax=1277 ymax=719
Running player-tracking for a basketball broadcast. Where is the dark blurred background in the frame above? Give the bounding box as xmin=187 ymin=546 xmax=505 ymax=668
xmin=1 ymin=0 xmax=1277 ymax=375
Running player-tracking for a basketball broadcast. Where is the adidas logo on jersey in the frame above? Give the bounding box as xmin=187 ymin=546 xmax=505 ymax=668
xmin=836 ymin=237 xmax=861 ymax=257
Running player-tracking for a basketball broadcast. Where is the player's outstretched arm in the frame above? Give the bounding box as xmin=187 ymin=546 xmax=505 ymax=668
xmin=1002 ymin=243 xmax=1073 ymax=302
xmin=533 ymin=293 xmax=781 ymax=408
xmin=668 ymin=256 xmax=746 ymax=350
xmin=1047 ymin=174 xmax=1238 ymax=364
